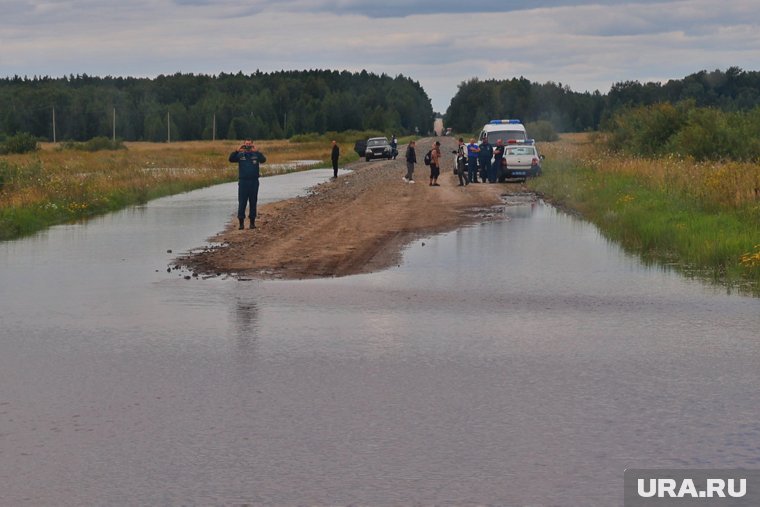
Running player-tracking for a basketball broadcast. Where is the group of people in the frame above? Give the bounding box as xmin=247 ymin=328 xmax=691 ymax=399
xmin=229 ymin=135 xmax=504 ymax=231
xmin=456 ymin=136 xmax=504 ymax=185
xmin=403 ymin=139 xmax=443 ymax=186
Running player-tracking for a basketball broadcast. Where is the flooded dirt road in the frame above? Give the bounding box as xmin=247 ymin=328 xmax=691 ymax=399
xmin=1 ymin=169 xmax=759 ymax=506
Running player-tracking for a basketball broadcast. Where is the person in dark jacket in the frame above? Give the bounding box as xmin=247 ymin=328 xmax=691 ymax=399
xmin=331 ymin=140 xmax=340 ymax=178
xmin=229 ymin=139 xmax=266 ymax=229
xmin=478 ymin=136 xmax=493 ymax=184
xmin=404 ymin=140 xmax=416 ymax=183
xmin=491 ymin=139 xmax=504 ymax=183
xmin=466 ymin=138 xmax=480 ymax=183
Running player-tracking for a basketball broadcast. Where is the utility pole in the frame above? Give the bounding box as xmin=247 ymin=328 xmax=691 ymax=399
xmin=167 ymin=111 xmax=171 ymax=143
xmin=112 ymin=107 xmax=116 ymax=143
xmin=52 ymin=106 xmax=56 ymax=143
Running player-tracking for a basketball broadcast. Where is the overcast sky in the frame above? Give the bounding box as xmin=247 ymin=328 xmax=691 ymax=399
xmin=2 ymin=0 xmax=759 ymax=112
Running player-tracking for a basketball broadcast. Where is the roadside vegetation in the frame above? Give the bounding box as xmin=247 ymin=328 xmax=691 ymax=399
xmin=0 ymin=132 xmax=39 ymax=155
xmin=0 ymin=133 xmax=380 ymax=240
xmin=531 ymin=109 xmax=760 ymax=293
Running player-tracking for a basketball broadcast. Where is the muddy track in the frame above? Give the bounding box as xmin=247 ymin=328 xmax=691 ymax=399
xmin=181 ymin=136 xmax=528 ymax=279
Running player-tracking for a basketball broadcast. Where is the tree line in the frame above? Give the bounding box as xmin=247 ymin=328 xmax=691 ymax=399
xmin=0 ymin=70 xmax=434 ymax=142
xmin=4 ymin=67 xmax=760 ymax=142
xmin=445 ymin=67 xmax=760 ymax=134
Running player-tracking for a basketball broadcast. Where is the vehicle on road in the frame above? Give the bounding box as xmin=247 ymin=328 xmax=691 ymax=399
xmin=479 ymin=119 xmax=527 ymax=145
xmin=365 ymin=137 xmax=392 ymax=161
xmin=499 ymin=140 xmax=543 ymax=182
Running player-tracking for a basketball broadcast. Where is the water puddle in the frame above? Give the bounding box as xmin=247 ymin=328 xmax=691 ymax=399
xmin=1 ymin=171 xmax=758 ymax=506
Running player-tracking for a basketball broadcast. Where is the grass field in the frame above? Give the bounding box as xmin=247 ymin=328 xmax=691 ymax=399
xmin=0 ymin=138 xmax=361 ymax=240
xmin=532 ymin=133 xmax=760 ymax=293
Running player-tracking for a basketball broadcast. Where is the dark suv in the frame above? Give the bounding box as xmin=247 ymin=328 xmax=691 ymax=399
xmin=364 ymin=137 xmax=392 ymax=161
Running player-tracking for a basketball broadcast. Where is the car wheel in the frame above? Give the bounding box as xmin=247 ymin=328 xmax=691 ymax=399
xmin=366 ymin=157 xmax=370 ymax=162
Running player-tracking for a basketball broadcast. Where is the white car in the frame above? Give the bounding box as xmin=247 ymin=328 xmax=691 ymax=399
xmin=499 ymin=140 xmax=543 ymax=182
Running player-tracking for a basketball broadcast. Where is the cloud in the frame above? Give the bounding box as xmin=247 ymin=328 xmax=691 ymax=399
xmin=169 ymin=0 xmax=670 ymax=18
xmin=2 ymin=0 xmax=760 ymax=112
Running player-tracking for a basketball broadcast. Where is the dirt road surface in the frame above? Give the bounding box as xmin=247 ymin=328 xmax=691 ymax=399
xmin=183 ymin=137 xmax=515 ymax=279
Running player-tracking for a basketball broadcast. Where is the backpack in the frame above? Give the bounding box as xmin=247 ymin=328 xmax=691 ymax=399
xmin=423 ymin=150 xmax=432 ymax=166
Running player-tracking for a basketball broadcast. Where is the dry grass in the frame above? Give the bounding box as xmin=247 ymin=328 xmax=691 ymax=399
xmin=541 ymin=133 xmax=760 ymax=211
xmin=1 ymin=139 xmax=341 ymax=239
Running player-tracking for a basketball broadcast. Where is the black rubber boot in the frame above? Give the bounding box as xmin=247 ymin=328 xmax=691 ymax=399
xmin=238 ymin=218 xmax=244 ymax=230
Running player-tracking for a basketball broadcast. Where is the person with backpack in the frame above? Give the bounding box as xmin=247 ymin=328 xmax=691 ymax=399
xmin=466 ymin=138 xmax=480 ymax=183
xmin=429 ymin=141 xmax=441 ymax=186
xmin=404 ymin=140 xmax=416 ymax=183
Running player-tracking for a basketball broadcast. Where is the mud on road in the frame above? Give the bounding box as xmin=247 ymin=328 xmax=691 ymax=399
xmin=182 ymin=137 xmax=531 ymax=279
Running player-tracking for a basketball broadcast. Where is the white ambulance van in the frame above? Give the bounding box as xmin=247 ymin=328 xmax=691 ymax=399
xmin=479 ymin=119 xmax=527 ymax=144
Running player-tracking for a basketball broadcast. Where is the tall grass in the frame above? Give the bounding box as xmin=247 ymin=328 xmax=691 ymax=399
xmin=0 ymin=138 xmax=349 ymax=240
xmin=533 ymin=134 xmax=760 ymax=293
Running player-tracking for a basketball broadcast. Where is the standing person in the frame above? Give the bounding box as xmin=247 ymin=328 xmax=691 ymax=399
xmin=454 ymin=137 xmax=469 ymax=186
xmin=229 ymin=139 xmax=266 ymax=230
xmin=478 ymin=136 xmax=493 ymax=184
xmin=390 ymin=134 xmax=398 ymax=159
xmin=429 ymin=141 xmax=441 ymax=186
xmin=330 ymin=140 xmax=340 ymax=179
xmin=466 ymin=138 xmax=480 ymax=183
xmin=404 ymin=140 xmax=416 ymax=183
xmin=491 ymin=139 xmax=504 ymax=183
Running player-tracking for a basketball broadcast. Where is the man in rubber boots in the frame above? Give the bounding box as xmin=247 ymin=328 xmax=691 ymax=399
xmin=229 ymin=139 xmax=266 ymax=229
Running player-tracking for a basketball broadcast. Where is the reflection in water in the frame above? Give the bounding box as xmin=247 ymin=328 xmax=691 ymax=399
xmin=233 ymin=292 xmax=259 ymax=358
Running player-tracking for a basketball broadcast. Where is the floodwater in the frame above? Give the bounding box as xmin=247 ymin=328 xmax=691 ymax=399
xmin=1 ymin=169 xmax=759 ymax=506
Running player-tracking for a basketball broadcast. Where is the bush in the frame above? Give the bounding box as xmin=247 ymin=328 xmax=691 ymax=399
xmin=59 ymin=136 xmax=126 ymax=152
xmin=290 ymin=129 xmax=386 ymax=144
xmin=0 ymin=161 xmax=9 ymax=191
xmin=666 ymin=108 xmax=735 ymax=160
xmin=0 ymin=132 xmax=39 ymax=154
xmin=606 ymin=103 xmax=686 ymax=157
xmin=605 ymin=102 xmax=760 ymax=161
xmin=525 ymin=120 xmax=559 ymax=142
